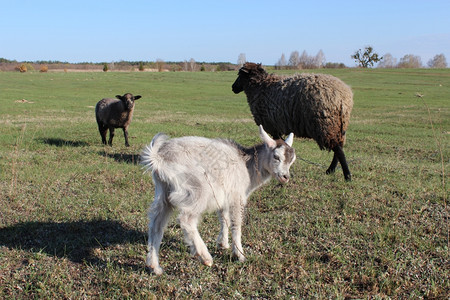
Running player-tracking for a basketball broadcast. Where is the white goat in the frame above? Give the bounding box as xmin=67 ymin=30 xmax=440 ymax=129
xmin=140 ymin=126 xmax=295 ymax=275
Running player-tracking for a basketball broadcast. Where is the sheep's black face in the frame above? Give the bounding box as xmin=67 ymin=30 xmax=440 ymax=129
xmin=232 ymin=63 xmax=267 ymax=94
xmin=116 ymin=93 xmax=142 ymax=110
xmin=232 ymin=71 xmax=249 ymax=94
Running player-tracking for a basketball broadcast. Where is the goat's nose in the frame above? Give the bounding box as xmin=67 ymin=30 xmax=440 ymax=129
xmin=280 ymin=174 xmax=289 ymax=183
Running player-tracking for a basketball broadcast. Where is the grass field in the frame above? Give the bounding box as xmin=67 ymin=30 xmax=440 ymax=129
xmin=0 ymin=68 xmax=448 ymax=298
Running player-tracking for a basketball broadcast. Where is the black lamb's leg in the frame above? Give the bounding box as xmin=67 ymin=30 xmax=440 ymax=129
xmin=98 ymin=123 xmax=108 ymax=145
xmin=123 ymin=128 xmax=130 ymax=147
xmin=108 ymin=127 xmax=115 ymax=146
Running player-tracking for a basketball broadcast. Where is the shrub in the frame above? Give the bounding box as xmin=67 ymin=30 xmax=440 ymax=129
xmin=17 ymin=64 xmax=27 ymax=73
xmin=325 ymin=62 xmax=346 ymax=69
xmin=138 ymin=62 xmax=145 ymax=71
xmin=103 ymin=63 xmax=109 ymax=72
xmin=40 ymin=65 xmax=48 ymax=73
xmin=156 ymin=59 xmax=164 ymax=72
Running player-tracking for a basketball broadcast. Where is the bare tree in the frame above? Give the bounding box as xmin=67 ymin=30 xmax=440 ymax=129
xmin=351 ymin=46 xmax=382 ymax=68
xmin=427 ymin=54 xmax=447 ymax=68
xmin=189 ymin=58 xmax=197 ymax=72
xmin=378 ymin=53 xmax=397 ymax=68
xmin=156 ymin=59 xmax=165 ymax=72
xmin=275 ymin=53 xmax=287 ymax=70
xmin=288 ymin=51 xmax=300 ymax=69
xmin=397 ymin=54 xmax=422 ymax=68
xmin=297 ymin=50 xmax=326 ymax=69
xmin=237 ymin=53 xmax=246 ymax=68
xmin=314 ymin=49 xmax=326 ymax=68
xmin=299 ymin=50 xmax=311 ymax=69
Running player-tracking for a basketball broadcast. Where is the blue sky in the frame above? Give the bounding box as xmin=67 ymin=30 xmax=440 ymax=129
xmin=1 ymin=0 xmax=449 ymax=67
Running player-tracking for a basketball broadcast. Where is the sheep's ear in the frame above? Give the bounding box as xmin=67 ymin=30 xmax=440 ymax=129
xmin=284 ymin=133 xmax=294 ymax=147
xmin=115 ymin=95 xmax=122 ymax=100
xmin=134 ymin=95 xmax=142 ymax=100
xmin=259 ymin=125 xmax=276 ymax=149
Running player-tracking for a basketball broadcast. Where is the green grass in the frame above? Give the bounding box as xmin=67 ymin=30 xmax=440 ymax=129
xmin=0 ymin=69 xmax=448 ymax=298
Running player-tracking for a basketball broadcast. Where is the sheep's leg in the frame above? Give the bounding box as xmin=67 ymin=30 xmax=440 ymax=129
xmin=337 ymin=147 xmax=352 ymax=181
xmin=327 ymin=146 xmax=352 ymax=181
xmin=98 ymin=123 xmax=108 ymax=145
xmin=147 ymin=180 xmax=172 ymax=275
xmin=230 ymin=202 xmax=245 ymax=262
xmin=326 ymin=152 xmax=339 ymax=175
xmin=108 ymin=127 xmax=115 ymax=146
xmin=217 ymin=207 xmax=230 ymax=249
xmin=179 ymin=212 xmax=213 ymax=266
xmin=123 ymin=127 xmax=130 ymax=147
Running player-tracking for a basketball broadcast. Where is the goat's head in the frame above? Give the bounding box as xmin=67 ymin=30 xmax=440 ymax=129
xmin=259 ymin=125 xmax=295 ymax=184
xmin=116 ymin=93 xmax=142 ymax=110
xmin=232 ymin=62 xmax=267 ymax=94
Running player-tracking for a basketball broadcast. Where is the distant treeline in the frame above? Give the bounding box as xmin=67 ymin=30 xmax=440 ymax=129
xmin=0 ymin=58 xmax=237 ymax=72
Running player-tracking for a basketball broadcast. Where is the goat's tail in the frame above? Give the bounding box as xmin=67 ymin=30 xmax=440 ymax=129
xmin=140 ymin=133 xmax=169 ymax=174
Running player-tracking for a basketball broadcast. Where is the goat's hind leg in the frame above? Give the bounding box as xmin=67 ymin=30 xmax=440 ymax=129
xmin=179 ymin=212 xmax=213 ymax=267
xmin=230 ymin=202 xmax=246 ymax=262
xmin=217 ymin=207 xmax=230 ymax=250
xmin=147 ymin=180 xmax=173 ymax=275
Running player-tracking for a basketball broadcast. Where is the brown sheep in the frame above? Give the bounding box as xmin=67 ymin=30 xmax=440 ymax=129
xmin=232 ymin=62 xmax=353 ymax=181
xmin=95 ymin=93 xmax=141 ymax=147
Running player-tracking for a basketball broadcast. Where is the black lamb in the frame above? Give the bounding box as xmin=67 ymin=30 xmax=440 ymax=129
xmin=95 ymin=93 xmax=141 ymax=147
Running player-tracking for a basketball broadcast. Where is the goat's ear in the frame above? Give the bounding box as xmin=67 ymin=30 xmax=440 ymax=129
xmin=134 ymin=95 xmax=142 ymax=100
xmin=259 ymin=125 xmax=277 ymax=149
xmin=284 ymin=133 xmax=294 ymax=147
xmin=115 ymin=95 xmax=122 ymax=100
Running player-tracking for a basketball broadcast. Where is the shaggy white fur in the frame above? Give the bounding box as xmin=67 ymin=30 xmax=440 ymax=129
xmin=140 ymin=126 xmax=295 ymax=275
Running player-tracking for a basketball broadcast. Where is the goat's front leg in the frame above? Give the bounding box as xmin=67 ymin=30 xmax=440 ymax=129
xmin=217 ymin=208 xmax=230 ymax=249
xmin=230 ymin=202 xmax=245 ymax=262
xmin=179 ymin=212 xmax=213 ymax=266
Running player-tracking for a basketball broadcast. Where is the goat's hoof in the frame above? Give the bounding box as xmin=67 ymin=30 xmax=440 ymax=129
xmin=153 ymin=267 xmax=163 ymax=275
xmin=217 ymin=243 xmax=230 ymax=250
xmin=147 ymin=265 xmax=163 ymax=275
xmin=232 ymin=252 xmax=246 ymax=262
xmin=345 ymin=174 xmax=352 ymax=181
xmin=203 ymin=260 xmax=213 ymax=267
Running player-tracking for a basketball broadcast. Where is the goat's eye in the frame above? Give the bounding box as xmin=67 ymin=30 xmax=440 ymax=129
xmin=273 ymin=154 xmax=280 ymax=161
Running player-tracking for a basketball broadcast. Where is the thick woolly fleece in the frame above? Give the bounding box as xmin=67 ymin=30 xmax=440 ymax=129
xmin=236 ymin=63 xmax=353 ymax=151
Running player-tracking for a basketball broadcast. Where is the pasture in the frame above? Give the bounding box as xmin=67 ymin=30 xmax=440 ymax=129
xmin=0 ymin=68 xmax=448 ymax=298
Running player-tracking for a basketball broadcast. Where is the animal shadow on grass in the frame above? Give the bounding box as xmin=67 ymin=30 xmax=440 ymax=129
xmin=42 ymin=138 xmax=89 ymax=147
xmin=0 ymin=220 xmax=145 ymax=271
xmin=99 ymin=151 xmax=140 ymax=165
